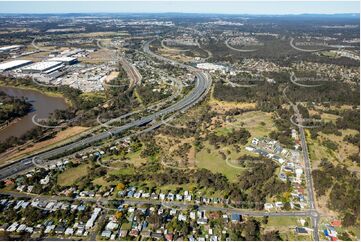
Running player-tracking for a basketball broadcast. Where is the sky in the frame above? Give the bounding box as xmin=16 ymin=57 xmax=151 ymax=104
xmin=0 ymin=1 xmax=359 ymax=15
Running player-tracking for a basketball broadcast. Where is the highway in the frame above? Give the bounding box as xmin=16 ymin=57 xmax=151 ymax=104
xmin=0 ymin=39 xmax=211 ymax=180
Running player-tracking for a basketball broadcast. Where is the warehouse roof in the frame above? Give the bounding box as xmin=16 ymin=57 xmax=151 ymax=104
xmin=0 ymin=45 xmax=23 ymax=52
xmin=22 ymin=61 xmax=62 ymax=71
xmin=48 ymin=56 xmax=77 ymax=63
xmin=0 ymin=60 xmax=32 ymax=71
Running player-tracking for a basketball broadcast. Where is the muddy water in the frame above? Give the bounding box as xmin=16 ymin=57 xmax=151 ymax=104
xmin=0 ymin=86 xmax=68 ymax=142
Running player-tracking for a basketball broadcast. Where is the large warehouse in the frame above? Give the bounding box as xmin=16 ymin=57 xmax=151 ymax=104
xmin=48 ymin=56 xmax=77 ymax=65
xmin=0 ymin=45 xmax=23 ymax=53
xmin=0 ymin=60 xmax=32 ymax=72
xmin=22 ymin=61 xmax=63 ymax=73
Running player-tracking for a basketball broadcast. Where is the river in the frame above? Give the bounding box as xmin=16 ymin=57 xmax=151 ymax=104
xmin=0 ymin=86 xmax=68 ymax=142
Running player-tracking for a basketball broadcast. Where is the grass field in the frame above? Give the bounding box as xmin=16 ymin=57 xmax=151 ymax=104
xmin=108 ymin=166 xmax=135 ymax=176
xmin=306 ymin=128 xmax=359 ymax=167
xmin=208 ymin=90 xmax=257 ymax=113
xmin=267 ymin=216 xmax=304 ymax=227
xmin=218 ymin=110 xmax=276 ymax=138
xmin=195 ymin=110 xmax=272 ymax=181
xmin=92 ymin=177 xmax=109 ymax=187
xmin=57 ymin=163 xmax=89 ymax=186
xmin=101 ymin=149 xmax=146 ymax=168
xmin=320 ymin=113 xmax=340 ymax=123
xmin=265 ymin=216 xmax=312 ymax=241
xmin=195 ymin=142 xmax=243 ymax=182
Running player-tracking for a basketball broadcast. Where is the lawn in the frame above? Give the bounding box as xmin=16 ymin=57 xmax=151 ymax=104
xmin=320 ymin=113 xmax=340 ymax=123
xmin=57 ymin=163 xmax=89 ymax=186
xmin=92 ymin=177 xmax=110 ymax=187
xmin=108 ymin=166 xmax=135 ymax=176
xmin=196 ymin=111 xmax=270 ymax=182
xmin=231 ymin=111 xmax=275 ymax=138
xmin=125 ymin=150 xmax=148 ymax=166
xmin=265 ymin=216 xmax=312 ymax=241
xmin=157 ymin=183 xmax=197 ymax=193
xmin=195 ymin=142 xmax=243 ymax=182
xmin=267 ymin=216 xmax=304 ymax=227
xmin=101 ymin=149 xmax=146 ymax=168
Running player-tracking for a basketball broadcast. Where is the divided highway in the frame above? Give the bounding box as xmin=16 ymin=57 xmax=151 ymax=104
xmin=0 ymin=39 xmax=211 ymax=179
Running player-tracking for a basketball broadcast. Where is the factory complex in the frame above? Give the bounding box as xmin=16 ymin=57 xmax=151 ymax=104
xmin=0 ymin=44 xmax=117 ymax=92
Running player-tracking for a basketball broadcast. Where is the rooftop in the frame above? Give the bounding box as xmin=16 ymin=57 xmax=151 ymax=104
xmin=0 ymin=60 xmax=32 ymax=71
xmin=22 ymin=61 xmax=62 ymax=71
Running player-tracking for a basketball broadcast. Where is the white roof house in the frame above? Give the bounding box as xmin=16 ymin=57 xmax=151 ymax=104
xmin=264 ymin=203 xmax=274 ymax=210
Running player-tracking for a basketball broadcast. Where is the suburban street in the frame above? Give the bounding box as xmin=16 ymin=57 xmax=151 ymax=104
xmin=291 ymin=97 xmax=320 ymax=241
xmin=0 ymin=191 xmax=322 ymax=220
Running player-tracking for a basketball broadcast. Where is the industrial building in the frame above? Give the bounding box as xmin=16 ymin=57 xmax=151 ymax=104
xmin=48 ymin=57 xmax=78 ymax=65
xmin=0 ymin=60 xmax=32 ymax=72
xmin=0 ymin=45 xmax=24 ymax=53
xmin=22 ymin=61 xmax=63 ymax=74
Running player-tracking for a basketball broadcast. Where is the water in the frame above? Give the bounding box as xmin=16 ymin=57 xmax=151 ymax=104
xmin=0 ymin=86 xmax=68 ymax=142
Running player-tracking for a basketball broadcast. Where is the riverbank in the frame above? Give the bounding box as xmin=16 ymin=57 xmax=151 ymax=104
xmin=0 ymin=85 xmax=69 ymax=142
xmin=0 ymin=81 xmax=73 ymax=107
xmin=0 ymin=126 xmax=89 ymax=167
xmin=0 ymin=118 xmax=21 ymax=132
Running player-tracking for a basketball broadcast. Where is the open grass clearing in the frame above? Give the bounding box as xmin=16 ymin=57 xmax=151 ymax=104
xmin=92 ymin=177 xmax=110 ymax=188
xmin=57 ymin=163 xmax=90 ymax=186
xmin=195 ymin=142 xmax=244 ymax=182
xmin=306 ymin=128 xmax=359 ymax=168
xmin=320 ymin=113 xmax=340 ymax=123
xmin=217 ymin=110 xmax=276 ymax=138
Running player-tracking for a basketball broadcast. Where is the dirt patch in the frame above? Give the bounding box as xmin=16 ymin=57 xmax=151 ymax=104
xmin=316 ymin=191 xmax=338 ymax=217
xmin=155 ymin=134 xmax=196 ymax=168
xmin=105 ymin=71 xmax=119 ymax=83
xmin=209 ymin=99 xmax=256 ymax=113
xmin=79 ymin=48 xmax=114 ymax=64
xmin=0 ymin=126 xmax=89 ymax=166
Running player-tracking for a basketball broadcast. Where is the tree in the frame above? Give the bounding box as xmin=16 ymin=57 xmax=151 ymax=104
xmin=262 ymin=216 xmax=269 ymax=224
xmin=115 ymin=211 xmax=123 ymax=220
xmin=261 ymin=230 xmax=282 ymax=241
xmin=116 ymin=183 xmax=125 ymax=190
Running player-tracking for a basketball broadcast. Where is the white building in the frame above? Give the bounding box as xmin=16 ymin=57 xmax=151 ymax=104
xmin=40 ymin=175 xmax=50 ymax=185
xmin=0 ymin=45 xmax=23 ymax=53
xmin=48 ymin=57 xmax=77 ymax=65
xmin=264 ymin=203 xmax=274 ymax=210
xmin=0 ymin=60 xmax=32 ymax=72
xmin=22 ymin=61 xmax=63 ymax=73
xmin=85 ymin=208 xmax=101 ymax=230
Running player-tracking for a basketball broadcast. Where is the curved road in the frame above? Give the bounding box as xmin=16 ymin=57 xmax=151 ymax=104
xmin=225 ymin=38 xmax=259 ymax=52
xmin=0 ymin=39 xmax=211 ymax=180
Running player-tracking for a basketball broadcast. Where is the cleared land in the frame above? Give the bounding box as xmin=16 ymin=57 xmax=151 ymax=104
xmin=265 ymin=216 xmax=312 ymax=241
xmin=0 ymin=126 xmax=89 ymax=166
xmin=306 ymin=129 xmax=359 ymax=167
xmin=79 ymin=48 xmax=114 ymax=64
xmin=57 ymin=163 xmax=89 ymax=186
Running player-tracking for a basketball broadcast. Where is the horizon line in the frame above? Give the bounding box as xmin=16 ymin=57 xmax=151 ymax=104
xmin=0 ymin=12 xmax=359 ymax=16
